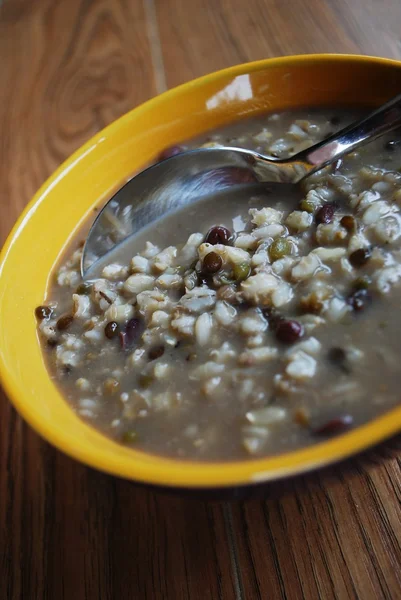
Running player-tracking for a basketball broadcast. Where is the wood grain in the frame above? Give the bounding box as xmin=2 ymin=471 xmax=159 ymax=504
xmin=1 ymin=0 xmax=401 ymax=598
xmin=0 ymin=2 xmax=236 ymax=599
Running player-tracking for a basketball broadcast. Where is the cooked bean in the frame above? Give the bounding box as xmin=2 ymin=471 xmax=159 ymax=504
xmin=105 ymin=321 xmax=119 ymax=339
xmin=347 ymin=288 xmax=371 ymax=312
xmin=76 ymin=282 xmax=92 ymax=295
xmin=269 ymin=238 xmax=291 ymax=261
xmin=202 ymin=252 xmax=222 ymax=274
xmin=139 ymin=374 xmax=154 ymax=389
xmin=56 ymin=314 xmax=74 ymax=331
xmin=205 ymin=226 xmax=232 ymax=245
xmin=313 ymin=414 xmax=353 ymax=436
xmin=275 ymin=319 xmax=304 ymax=343
xmin=120 ymin=318 xmax=142 ymax=350
xmin=340 ymin=215 xmax=356 ymax=232
xmin=294 ymin=408 xmax=310 ymax=427
xmin=315 ymin=203 xmax=335 ymax=225
xmin=148 ymin=346 xmax=165 ymax=361
xmin=35 ymin=305 xmax=53 ymax=321
xmin=300 ymin=198 xmax=315 ymax=213
xmin=349 ymin=248 xmax=371 ymax=268
xmin=233 ymin=262 xmax=251 ymax=282
xmin=104 ymin=378 xmax=120 ymax=395
xmin=125 ymin=318 xmax=142 ymax=345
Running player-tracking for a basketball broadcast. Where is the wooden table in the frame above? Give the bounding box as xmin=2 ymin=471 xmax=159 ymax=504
xmin=1 ymin=1 xmax=401 ymax=598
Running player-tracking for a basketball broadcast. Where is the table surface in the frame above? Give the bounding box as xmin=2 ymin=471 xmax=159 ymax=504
xmin=2 ymin=1 xmax=401 ymax=598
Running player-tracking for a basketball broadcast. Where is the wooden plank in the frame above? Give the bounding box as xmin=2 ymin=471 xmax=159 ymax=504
xmin=0 ymin=1 xmax=237 ymax=598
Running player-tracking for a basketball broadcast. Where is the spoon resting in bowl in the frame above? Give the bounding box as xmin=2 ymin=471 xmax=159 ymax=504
xmin=82 ymin=92 xmax=401 ymax=278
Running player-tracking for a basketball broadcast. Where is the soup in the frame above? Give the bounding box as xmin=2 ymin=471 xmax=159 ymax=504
xmin=36 ymin=109 xmax=401 ymax=460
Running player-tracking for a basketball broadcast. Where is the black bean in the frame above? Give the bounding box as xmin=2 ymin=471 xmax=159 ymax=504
xmin=340 ymin=215 xmax=356 ymax=232
xmin=202 ymin=252 xmax=222 ymax=274
xmin=315 ymin=203 xmax=336 ymax=225
xmin=313 ymin=414 xmax=353 ymax=436
xmin=275 ymin=319 xmax=304 ymax=344
xmin=125 ymin=318 xmax=142 ymax=346
xmin=205 ymin=226 xmax=232 ymax=245
xmin=62 ymin=365 xmax=73 ymax=375
xmin=148 ymin=346 xmax=165 ymax=361
xmin=105 ymin=321 xmax=119 ymax=339
xmin=35 ymin=305 xmax=53 ymax=321
xmin=56 ymin=314 xmax=74 ymax=331
xmin=327 ymin=347 xmax=351 ymax=374
xmin=349 ymin=248 xmax=371 ymax=268
xmin=347 ymin=288 xmax=371 ymax=312
xmin=158 ymin=145 xmax=184 ymax=161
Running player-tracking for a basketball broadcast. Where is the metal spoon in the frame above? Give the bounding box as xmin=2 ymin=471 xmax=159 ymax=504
xmin=82 ymin=93 xmax=401 ymax=277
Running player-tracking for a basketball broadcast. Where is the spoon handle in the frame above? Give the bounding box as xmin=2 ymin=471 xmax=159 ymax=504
xmin=297 ymin=92 xmax=401 ymax=174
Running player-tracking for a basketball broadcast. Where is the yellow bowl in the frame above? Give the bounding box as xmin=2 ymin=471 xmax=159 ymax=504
xmin=2 ymin=53 xmax=401 ymax=492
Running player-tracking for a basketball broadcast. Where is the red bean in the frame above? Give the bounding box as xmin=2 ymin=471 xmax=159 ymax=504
xmin=315 ymin=203 xmax=336 ymax=225
xmin=158 ymin=145 xmax=184 ymax=161
xmin=105 ymin=321 xmax=119 ymax=339
xmin=35 ymin=305 xmax=53 ymax=321
xmin=205 ymin=226 xmax=232 ymax=245
xmin=56 ymin=314 xmax=74 ymax=331
xmin=275 ymin=319 xmax=304 ymax=343
xmin=125 ymin=318 xmax=141 ymax=344
xmin=202 ymin=252 xmax=222 ymax=274
xmin=120 ymin=318 xmax=142 ymax=350
xmin=313 ymin=414 xmax=353 ymax=436
xmin=349 ymin=248 xmax=371 ymax=268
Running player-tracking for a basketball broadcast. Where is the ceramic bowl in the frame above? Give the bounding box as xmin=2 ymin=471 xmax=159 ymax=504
xmin=1 ymin=54 xmax=401 ymax=492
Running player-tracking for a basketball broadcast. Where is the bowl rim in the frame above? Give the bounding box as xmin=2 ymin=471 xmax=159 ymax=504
xmin=2 ymin=52 xmax=401 ymax=490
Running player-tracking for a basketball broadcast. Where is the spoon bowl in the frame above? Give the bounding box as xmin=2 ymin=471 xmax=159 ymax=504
xmin=82 ymin=92 xmax=401 ymax=277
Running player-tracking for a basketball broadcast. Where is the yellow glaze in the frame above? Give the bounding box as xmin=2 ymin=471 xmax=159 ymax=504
xmin=1 ymin=54 xmax=401 ymax=490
